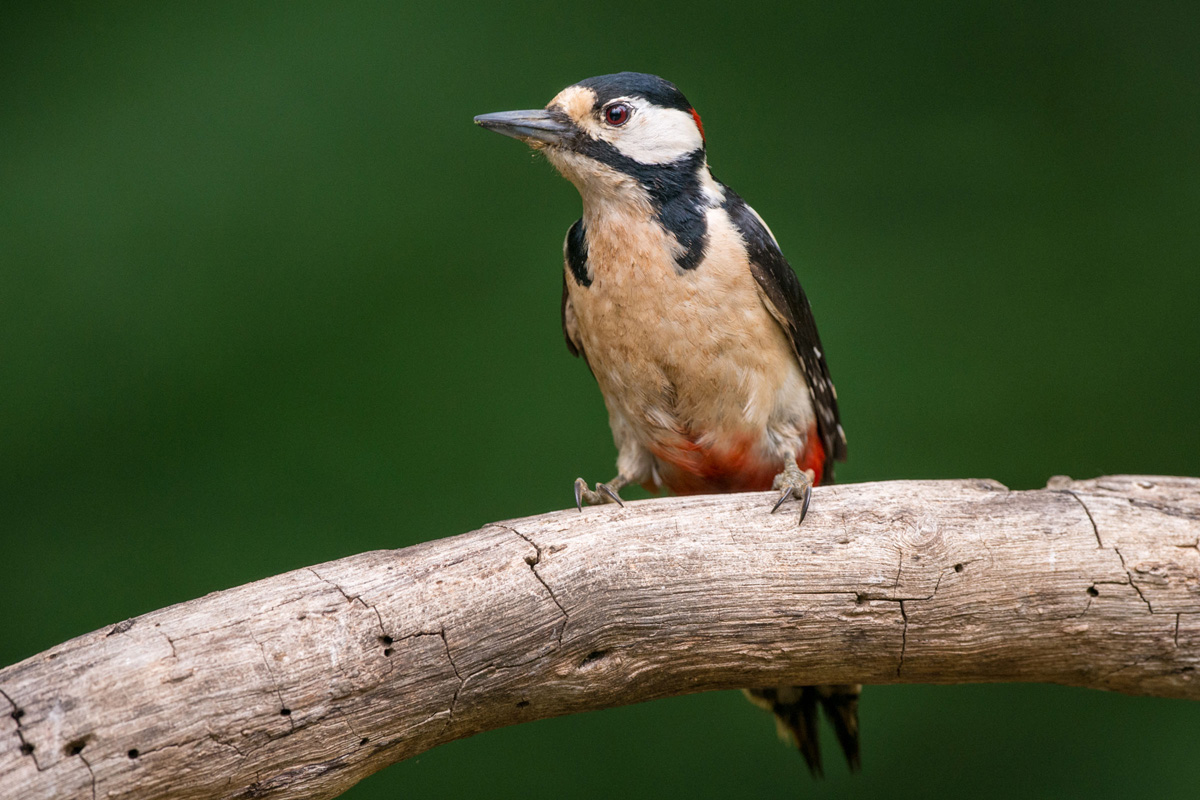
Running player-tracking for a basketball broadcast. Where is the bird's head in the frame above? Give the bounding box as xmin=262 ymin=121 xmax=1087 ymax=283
xmin=475 ymin=72 xmax=709 ymax=206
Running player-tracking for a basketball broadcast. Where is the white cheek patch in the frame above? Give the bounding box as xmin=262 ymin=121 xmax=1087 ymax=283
xmin=601 ymin=103 xmax=704 ymax=165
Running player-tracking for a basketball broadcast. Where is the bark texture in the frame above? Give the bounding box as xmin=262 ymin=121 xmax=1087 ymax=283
xmin=2 ymin=475 xmax=1199 ymax=800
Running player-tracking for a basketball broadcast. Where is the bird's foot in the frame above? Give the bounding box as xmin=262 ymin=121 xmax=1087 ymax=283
xmin=574 ymin=478 xmax=626 ymax=511
xmin=771 ymin=463 xmax=814 ymax=520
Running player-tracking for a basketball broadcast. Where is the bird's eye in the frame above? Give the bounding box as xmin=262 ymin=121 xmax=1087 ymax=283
xmin=604 ymin=103 xmax=631 ymax=126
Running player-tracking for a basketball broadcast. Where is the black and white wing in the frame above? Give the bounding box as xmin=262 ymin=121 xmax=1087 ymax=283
xmin=724 ymin=189 xmax=847 ymax=482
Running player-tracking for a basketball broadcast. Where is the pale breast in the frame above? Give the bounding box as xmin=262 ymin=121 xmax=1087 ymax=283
xmin=567 ymin=205 xmax=815 ymax=458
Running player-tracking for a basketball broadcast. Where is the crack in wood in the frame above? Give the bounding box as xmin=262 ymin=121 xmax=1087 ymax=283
xmin=863 ymin=565 xmax=950 ymax=604
xmin=160 ymin=632 xmax=178 ymax=660
xmin=307 ymin=568 xmax=389 ymax=640
xmin=499 ymin=525 xmax=569 ymax=646
xmin=78 ymin=752 xmax=97 ymax=800
xmin=436 ymin=628 xmax=466 ymax=729
xmin=1067 ymin=491 xmax=1155 ymax=613
xmin=205 ymin=725 xmax=246 ymax=758
xmin=1065 ymin=490 xmax=1105 ymax=549
xmin=247 ymin=631 xmax=295 ymax=733
xmin=1126 ymin=497 xmax=1200 ymax=521
xmin=236 ymin=753 xmax=355 ymax=799
xmin=0 ymin=687 xmax=43 ymax=772
xmin=1112 ymin=546 xmax=1154 ymax=613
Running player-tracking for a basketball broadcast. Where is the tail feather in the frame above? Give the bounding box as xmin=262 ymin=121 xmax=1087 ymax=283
xmin=744 ymin=684 xmax=862 ymax=776
xmin=817 ymin=684 xmax=862 ymax=772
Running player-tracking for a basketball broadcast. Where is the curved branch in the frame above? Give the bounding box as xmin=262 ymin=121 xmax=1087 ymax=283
xmin=2 ymin=475 xmax=1199 ymax=800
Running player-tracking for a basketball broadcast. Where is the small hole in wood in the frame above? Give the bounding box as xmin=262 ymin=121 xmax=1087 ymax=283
xmin=128 ymin=749 xmax=140 ymax=759
xmin=19 ymin=743 xmax=34 ymax=756
xmin=953 ymin=563 xmax=964 ymax=573
xmin=65 ymin=738 xmax=88 ymax=756
xmin=383 ymin=648 xmax=394 ymax=657
xmin=379 ymin=636 xmax=394 ymax=645
xmin=579 ymin=650 xmax=609 ymax=669
xmin=1087 ymin=587 xmax=1099 ymax=597
xmin=280 ymin=708 xmax=292 ymax=716
xmin=359 ymin=738 xmax=369 ymax=746
xmin=11 ymin=709 xmax=23 ymax=721
xmin=516 ymin=700 xmax=530 ymax=708
xmin=524 ymin=554 xmax=538 ymax=566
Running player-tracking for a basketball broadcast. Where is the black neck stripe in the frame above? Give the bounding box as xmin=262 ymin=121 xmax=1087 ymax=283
xmin=577 ymin=140 xmax=711 ymax=272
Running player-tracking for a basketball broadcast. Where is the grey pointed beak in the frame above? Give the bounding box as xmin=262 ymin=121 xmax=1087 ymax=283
xmin=473 ymin=109 xmax=573 ymax=145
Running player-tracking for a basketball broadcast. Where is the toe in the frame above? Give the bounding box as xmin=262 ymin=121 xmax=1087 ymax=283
xmin=800 ymin=482 xmax=813 ymax=522
xmin=599 ymin=483 xmax=625 ymax=507
xmin=771 ymin=485 xmax=794 ymax=514
xmin=573 ymin=478 xmax=587 ymax=511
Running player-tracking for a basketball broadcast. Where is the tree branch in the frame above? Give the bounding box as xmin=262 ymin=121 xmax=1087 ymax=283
xmin=3 ymin=475 xmax=1199 ymax=800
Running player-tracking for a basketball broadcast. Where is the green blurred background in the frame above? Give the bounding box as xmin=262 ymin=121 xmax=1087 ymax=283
xmin=3 ymin=2 xmax=1198 ymax=797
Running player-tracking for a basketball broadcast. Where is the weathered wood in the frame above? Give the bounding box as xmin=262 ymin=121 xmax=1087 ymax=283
xmin=2 ymin=475 xmax=1198 ymax=800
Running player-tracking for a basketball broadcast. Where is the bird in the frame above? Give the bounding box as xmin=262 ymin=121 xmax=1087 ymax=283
xmin=475 ymin=72 xmax=857 ymax=776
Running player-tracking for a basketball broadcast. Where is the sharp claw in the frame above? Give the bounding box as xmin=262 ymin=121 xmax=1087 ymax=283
xmin=574 ymin=478 xmax=585 ymax=512
xmin=771 ymin=485 xmax=794 ymax=514
xmin=599 ymin=484 xmax=624 ymax=507
xmin=800 ymin=484 xmax=812 ymax=522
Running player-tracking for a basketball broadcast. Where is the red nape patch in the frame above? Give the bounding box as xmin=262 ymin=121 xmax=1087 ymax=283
xmin=690 ymin=108 xmax=705 ymax=141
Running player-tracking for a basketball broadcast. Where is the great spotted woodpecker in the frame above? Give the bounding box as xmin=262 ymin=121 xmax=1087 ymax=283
xmin=476 ymin=72 xmax=857 ymax=776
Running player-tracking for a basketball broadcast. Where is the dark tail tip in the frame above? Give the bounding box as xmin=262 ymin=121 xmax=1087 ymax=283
xmin=817 ymin=684 xmax=862 ymax=772
xmin=744 ymin=684 xmax=862 ymax=776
